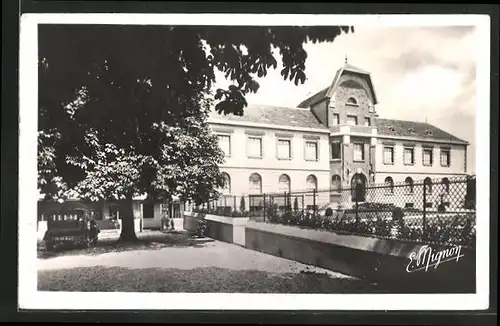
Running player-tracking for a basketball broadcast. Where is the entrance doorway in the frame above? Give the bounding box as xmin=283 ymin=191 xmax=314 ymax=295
xmin=351 ymin=173 xmax=367 ymax=202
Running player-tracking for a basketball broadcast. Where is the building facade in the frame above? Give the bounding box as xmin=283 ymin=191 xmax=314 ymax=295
xmin=211 ymin=63 xmax=470 ymax=210
xmin=208 ymin=105 xmax=332 ymax=208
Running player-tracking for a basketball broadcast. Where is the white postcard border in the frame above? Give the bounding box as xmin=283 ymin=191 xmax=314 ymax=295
xmin=19 ymin=13 xmax=491 ymax=311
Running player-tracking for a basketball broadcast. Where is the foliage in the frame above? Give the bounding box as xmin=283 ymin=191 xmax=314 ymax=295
xmin=192 ymin=205 xmax=249 ymax=218
xmin=265 ymin=205 xmax=475 ymax=248
xmin=37 ymin=25 xmax=353 ymax=239
xmin=293 ymin=197 xmax=299 ymax=212
xmin=324 ymin=207 xmax=333 ymax=217
xmin=240 ymin=196 xmax=246 ymax=213
xmin=195 ymin=219 xmax=207 ymax=238
xmin=356 ymin=202 xmax=396 ymax=211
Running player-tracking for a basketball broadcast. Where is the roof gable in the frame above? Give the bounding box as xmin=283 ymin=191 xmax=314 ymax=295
xmin=297 ymin=63 xmax=378 ymax=108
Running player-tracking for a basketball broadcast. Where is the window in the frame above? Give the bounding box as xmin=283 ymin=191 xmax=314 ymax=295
xmin=222 ymin=172 xmax=231 ymax=194
xmin=442 ymin=177 xmax=450 ymax=194
xmin=353 ymin=143 xmax=364 ymax=161
xmin=331 ymin=174 xmax=341 ymax=192
xmin=383 ymin=146 xmax=394 ymax=164
xmin=332 ymin=114 xmax=340 ymax=125
xmin=305 ymin=141 xmax=318 ymax=161
xmin=347 ymin=97 xmax=358 ymax=105
xmin=424 ymin=177 xmax=433 ymax=194
xmin=440 ymin=148 xmax=451 ymax=167
xmin=404 ymin=147 xmax=415 ymax=165
xmin=364 ymin=117 xmax=371 ymax=126
xmin=423 ymin=148 xmax=433 ymax=166
xmin=306 ymin=175 xmax=318 ymax=191
xmin=405 ymin=177 xmax=414 ymax=194
xmin=331 ymin=141 xmax=341 ymax=160
xmin=217 ymin=134 xmax=231 ymax=156
xmin=247 ymin=136 xmax=262 ymax=158
xmin=142 ymin=202 xmax=154 ymax=219
xmin=249 ymin=173 xmax=262 ymax=194
xmin=384 ymin=177 xmax=394 ymax=195
xmin=346 ymin=115 xmax=358 ymax=126
xmin=277 ymin=139 xmax=291 ymax=159
xmin=278 ymin=174 xmax=291 ymax=193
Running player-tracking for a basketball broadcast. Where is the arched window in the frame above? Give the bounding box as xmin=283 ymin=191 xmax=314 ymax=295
xmin=222 ymin=172 xmax=231 ymax=194
xmin=442 ymin=177 xmax=450 ymax=194
xmin=384 ymin=177 xmax=394 ymax=195
xmin=347 ymin=97 xmax=358 ymax=105
xmin=278 ymin=174 xmax=291 ymax=193
xmin=331 ymin=174 xmax=342 ymax=192
xmin=249 ymin=173 xmax=262 ymax=194
xmin=405 ymin=177 xmax=414 ymax=194
xmin=424 ymin=177 xmax=433 ymax=194
xmin=306 ymin=175 xmax=318 ymax=191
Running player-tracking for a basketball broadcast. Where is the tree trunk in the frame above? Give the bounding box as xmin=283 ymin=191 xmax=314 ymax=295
xmin=118 ymin=194 xmax=138 ymax=242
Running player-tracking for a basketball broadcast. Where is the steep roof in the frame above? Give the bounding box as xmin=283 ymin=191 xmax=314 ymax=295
xmin=297 ymin=63 xmax=378 ymax=108
xmin=297 ymin=87 xmax=329 ymax=108
xmin=375 ymin=118 xmax=469 ymax=144
xmin=208 ymin=104 xmax=329 ymax=131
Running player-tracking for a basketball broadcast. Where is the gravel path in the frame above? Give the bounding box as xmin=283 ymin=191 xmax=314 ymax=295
xmin=39 ymin=240 xmax=351 ymax=276
xmin=38 ymin=231 xmax=386 ymax=293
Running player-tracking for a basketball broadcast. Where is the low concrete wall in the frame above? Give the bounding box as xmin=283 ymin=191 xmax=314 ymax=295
xmin=184 ymin=212 xmax=248 ymax=245
xmin=182 ymin=212 xmax=476 ymax=293
xmin=245 ymin=222 xmax=475 ymax=293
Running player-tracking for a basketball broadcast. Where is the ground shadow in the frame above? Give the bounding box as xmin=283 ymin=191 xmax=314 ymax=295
xmin=37 ymin=230 xmax=214 ymax=260
xmin=38 ymin=265 xmax=390 ymax=293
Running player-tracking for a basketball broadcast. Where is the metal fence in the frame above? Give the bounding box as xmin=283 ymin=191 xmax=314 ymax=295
xmin=188 ymin=175 xmax=476 ymax=248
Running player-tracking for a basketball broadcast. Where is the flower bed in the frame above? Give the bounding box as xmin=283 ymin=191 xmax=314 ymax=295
xmin=192 ymin=206 xmax=249 ymax=218
xmin=265 ymin=204 xmax=476 ymax=249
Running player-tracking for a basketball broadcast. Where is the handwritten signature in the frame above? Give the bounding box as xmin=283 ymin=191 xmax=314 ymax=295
xmin=406 ymin=245 xmax=464 ymax=273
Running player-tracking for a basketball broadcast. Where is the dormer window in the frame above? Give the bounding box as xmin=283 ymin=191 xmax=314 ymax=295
xmin=346 ymin=97 xmax=358 ymax=106
xmin=388 ymin=125 xmax=395 ymax=132
xmin=425 ymin=130 xmax=433 ymax=136
xmin=408 ymin=127 xmax=415 ymax=135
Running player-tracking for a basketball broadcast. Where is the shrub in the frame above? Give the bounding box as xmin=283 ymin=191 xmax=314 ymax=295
xmin=293 ymin=197 xmax=299 ymax=211
xmin=231 ymin=210 xmax=248 ymax=218
xmin=240 ymin=197 xmax=246 ymax=213
xmin=392 ymin=207 xmax=405 ymax=222
xmin=325 ymin=207 xmax=333 ymax=217
xmin=357 ymin=202 xmax=396 ymax=211
xmin=437 ymin=203 xmax=447 ymax=212
xmin=266 ymin=203 xmax=279 ymax=222
xmin=195 ymin=220 xmax=207 ymax=238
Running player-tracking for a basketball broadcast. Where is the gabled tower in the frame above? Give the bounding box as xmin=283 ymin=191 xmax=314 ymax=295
xmin=298 ymin=62 xmax=379 ymax=202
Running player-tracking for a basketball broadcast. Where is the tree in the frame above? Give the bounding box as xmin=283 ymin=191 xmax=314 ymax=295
xmin=293 ymin=197 xmax=299 ymax=212
xmin=38 ymin=25 xmax=353 ymax=241
xmin=240 ymin=196 xmax=246 ymax=214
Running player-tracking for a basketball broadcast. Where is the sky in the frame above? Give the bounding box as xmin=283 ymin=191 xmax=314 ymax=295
xmin=213 ymin=26 xmax=478 ymax=173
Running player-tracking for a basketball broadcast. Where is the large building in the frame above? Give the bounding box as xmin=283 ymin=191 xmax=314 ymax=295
xmin=209 ymin=63 xmax=469 ymax=209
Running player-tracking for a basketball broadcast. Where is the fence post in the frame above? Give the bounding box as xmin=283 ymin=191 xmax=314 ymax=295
xmin=263 ymin=193 xmax=267 ymax=222
xmin=302 ymin=194 xmax=305 ymax=214
xmin=249 ymin=195 xmax=252 ymax=217
xmin=234 ymin=195 xmax=237 ymax=212
xmin=355 ymin=185 xmax=359 ymax=229
xmin=423 ymin=181 xmax=427 ymax=240
xmin=313 ymin=189 xmax=317 ymax=216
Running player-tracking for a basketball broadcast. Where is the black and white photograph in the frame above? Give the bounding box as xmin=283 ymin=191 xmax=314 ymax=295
xmin=18 ymin=13 xmax=491 ymax=311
